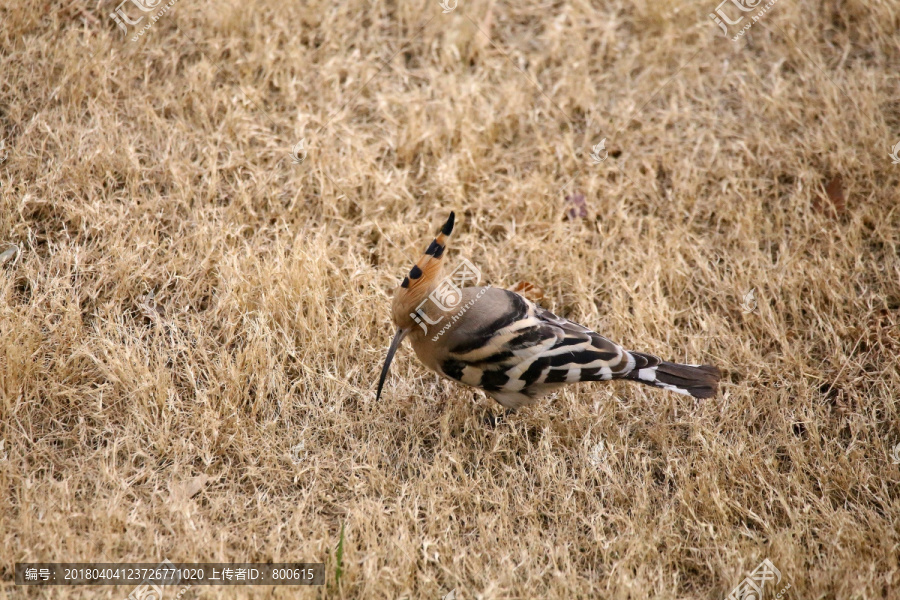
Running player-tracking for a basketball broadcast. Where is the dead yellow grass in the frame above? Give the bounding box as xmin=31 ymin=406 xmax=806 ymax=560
xmin=2 ymin=0 xmax=900 ymax=597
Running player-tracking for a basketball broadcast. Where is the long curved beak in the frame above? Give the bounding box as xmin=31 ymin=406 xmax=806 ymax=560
xmin=375 ymin=328 xmax=408 ymax=401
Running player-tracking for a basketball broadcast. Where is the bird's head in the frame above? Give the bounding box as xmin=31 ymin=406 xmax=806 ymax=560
xmin=376 ymin=211 xmax=455 ymax=401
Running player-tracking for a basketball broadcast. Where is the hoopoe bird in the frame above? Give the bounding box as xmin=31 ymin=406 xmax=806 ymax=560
xmin=376 ymin=212 xmax=721 ymax=410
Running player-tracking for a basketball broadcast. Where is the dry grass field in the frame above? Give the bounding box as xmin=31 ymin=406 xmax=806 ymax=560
xmin=2 ymin=0 xmax=900 ymax=597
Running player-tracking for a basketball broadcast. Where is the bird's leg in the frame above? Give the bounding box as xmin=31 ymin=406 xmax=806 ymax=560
xmin=482 ymin=407 xmax=516 ymax=427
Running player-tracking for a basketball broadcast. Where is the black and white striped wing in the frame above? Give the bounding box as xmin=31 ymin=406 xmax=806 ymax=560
xmin=438 ymin=290 xmax=642 ymax=402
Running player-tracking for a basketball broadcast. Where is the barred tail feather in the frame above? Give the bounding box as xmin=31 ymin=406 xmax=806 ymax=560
xmin=624 ymin=352 xmax=720 ymax=399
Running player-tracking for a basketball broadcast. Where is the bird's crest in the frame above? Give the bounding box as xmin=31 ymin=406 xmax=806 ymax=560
xmin=391 ymin=212 xmax=455 ymax=328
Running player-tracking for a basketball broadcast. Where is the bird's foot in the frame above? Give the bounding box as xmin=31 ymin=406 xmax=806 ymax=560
xmin=482 ymin=408 xmax=515 ymax=428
